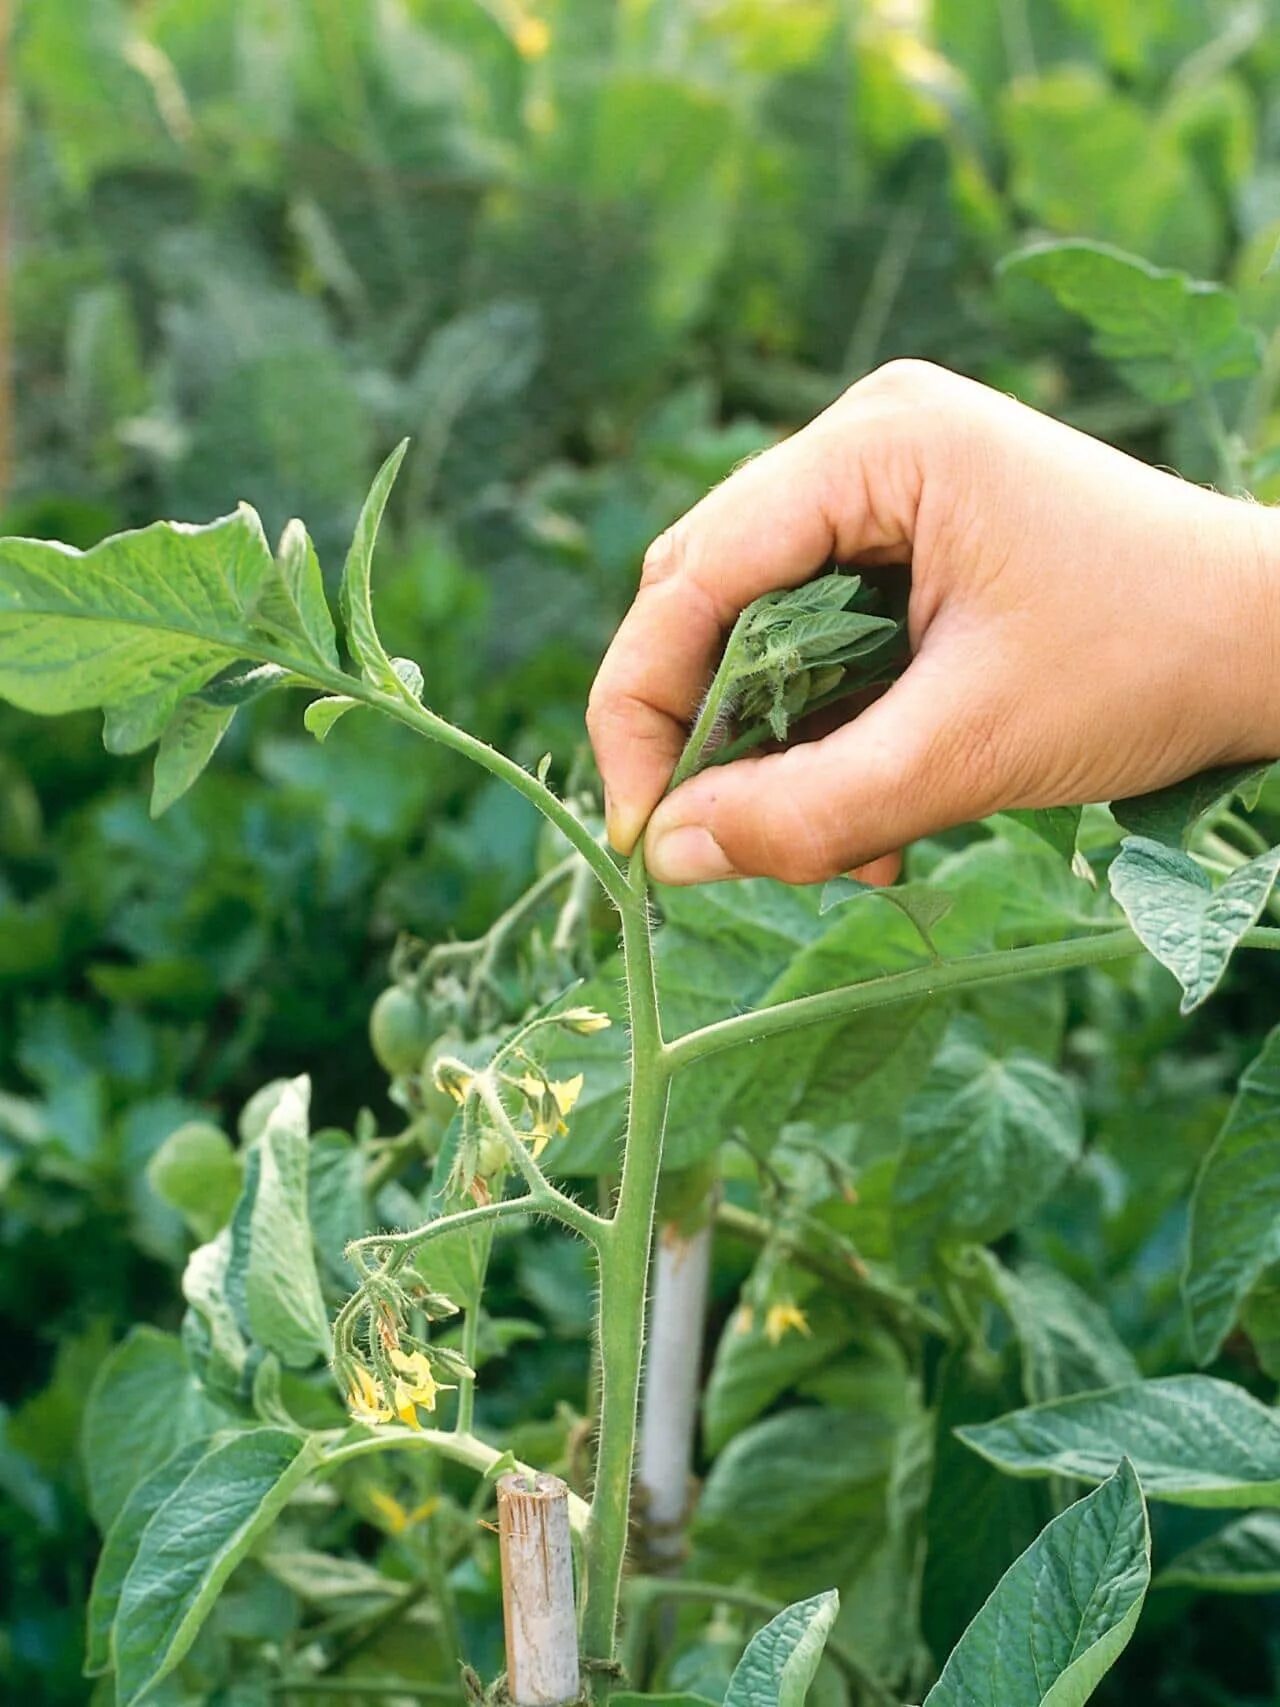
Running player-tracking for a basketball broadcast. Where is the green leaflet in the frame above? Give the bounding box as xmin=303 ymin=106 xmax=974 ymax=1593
xmin=81 ymin=1326 xmax=217 ymax=1531
xmin=84 ymin=1438 xmax=210 ymax=1675
xmin=892 ymin=1025 xmax=1083 ymax=1277
xmin=261 ymin=519 xmax=339 ymax=671
xmin=1183 ymin=1024 xmax=1280 ymax=1364
xmin=150 ymin=699 xmax=235 ymax=816
xmin=0 ymin=504 xmax=355 ymax=816
xmin=183 ymin=1228 xmax=251 ymax=1405
xmin=923 ymin=1462 xmax=1149 ymax=1707
xmin=990 ymin=1260 xmax=1139 ymax=1404
xmin=818 ymin=876 xmax=953 ymax=949
xmin=304 ymin=655 xmax=424 ymax=743
xmin=999 ymin=807 xmax=1082 ymax=864
xmin=114 ymin=1427 xmax=324 ymax=1707
xmin=728 ymin=576 xmax=902 ymax=742
xmin=338 ymin=439 xmax=408 ymax=690
xmin=1241 ymin=1269 xmax=1280 ymax=1379
xmin=1108 ymin=836 xmax=1280 ymax=1013
xmin=998 ymin=239 xmax=1261 ymax=403
xmin=146 ymin=1121 xmax=242 ymax=1244
xmin=722 ymin=1591 xmax=839 ymax=1707
xmin=695 ymin=1407 xmax=897 ymax=1561
xmin=0 ymin=508 xmax=276 ymax=721
xmin=921 ymin=1350 xmax=1049 ymax=1662
xmin=1157 ymin=1512 xmax=1280 ymax=1594
xmin=242 ymin=1078 xmax=331 ymax=1368
xmin=1111 ymin=762 xmax=1271 ymax=849
xmin=958 ymin=1375 xmax=1280 ymax=1506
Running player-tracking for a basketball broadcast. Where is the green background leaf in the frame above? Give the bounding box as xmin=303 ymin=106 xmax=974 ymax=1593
xmin=959 ymin=1377 xmax=1280 ymax=1506
xmin=923 ymin=1461 xmax=1149 ymax=1707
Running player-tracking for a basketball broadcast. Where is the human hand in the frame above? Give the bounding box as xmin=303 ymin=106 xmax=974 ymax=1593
xmin=587 ymin=361 xmax=1280 ymax=886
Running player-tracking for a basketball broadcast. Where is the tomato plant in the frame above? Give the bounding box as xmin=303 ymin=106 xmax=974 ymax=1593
xmin=3 ymin=229 xmax=1280 ymax=1701
xmin=6 ymin=3 xmax=1280 ymax=1703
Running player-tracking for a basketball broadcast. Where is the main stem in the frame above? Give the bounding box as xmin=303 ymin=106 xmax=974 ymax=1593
xmin=580 ymin=851 xmax=670 ymax=1663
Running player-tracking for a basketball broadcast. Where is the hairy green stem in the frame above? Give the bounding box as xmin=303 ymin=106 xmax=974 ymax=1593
xmin=580 ymin=850 xmax=672 ymax=1661
xmin=354 ymin=679 xmax=628 ymax=906
xmin=454 ymin=1219 xmax=494 ymax=1437
xmin=667 ymin=627 xmax=751 ymax=793
xmin=472 ymin=1078 xmax=610 ymax=1244
xmin=664 ymin=927 xmax=1280 ymax=1071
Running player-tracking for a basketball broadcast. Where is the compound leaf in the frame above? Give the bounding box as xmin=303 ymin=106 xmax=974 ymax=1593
xmin=999 ymin=239 xmax=1261 ymax=403
xmin=114 ymin=1428 xmax=323 ymax=1706
xmin=0 ymin=508 xmax=316 ymax=728
xmin=892 ymin=1025 xmax=1083 ymax=1276
xmin=722 ymin=1590 xmax=839 ymax=1707
xmin=81 ymin=1327 xmax=217 ymax=1531
xmin=923 ymin=1461 xmax=1149 ymax=1707
xmin=958 ymin=1376 xmax=1280 ymax=1506
xmin=1109 ymin=836 xmax=1280 ymax=1012
xmin=85 ymin=1438 xmax=210 ymax=1675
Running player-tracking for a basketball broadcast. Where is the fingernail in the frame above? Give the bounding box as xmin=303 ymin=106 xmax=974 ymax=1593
xmin=605 ymin=797 xmax=643 ymax=856
xmin=647 ymin=825 xmax=736 ymax=885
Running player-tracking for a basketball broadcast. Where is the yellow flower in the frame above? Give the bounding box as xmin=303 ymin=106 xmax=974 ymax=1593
xmin=514 ymin=1071 xmax=584 ymax=1155
xmin=346 ymin=1364 xmax=392 ymax=1426
xmin=764 ymin=1302 xmax=812 ymax=1347
xmin=733 ymin=1303 xmax=755 ymax=1336
xmin=367 ymin=1488 xmax=440 ymax=1535
xmin=390 ymin=1349 xmax=453 ymax=1426
xmin=514 ymin=13 xmax=551 ymax=58
xmin=433 ymin=1056 xmax=476 ymax=1105
xmin=560 ymin=1006 xmax=611 ymax=1035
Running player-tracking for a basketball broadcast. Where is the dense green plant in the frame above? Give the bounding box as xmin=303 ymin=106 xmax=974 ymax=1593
xmin=5 ymin=223 xmax=1280 ymax=1699
xmin=8 ymin=2 xmax=1280 ymax=1703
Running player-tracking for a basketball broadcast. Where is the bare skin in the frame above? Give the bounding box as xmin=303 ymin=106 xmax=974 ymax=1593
xmin=587 ymin=361 xmax=1280 ymax=887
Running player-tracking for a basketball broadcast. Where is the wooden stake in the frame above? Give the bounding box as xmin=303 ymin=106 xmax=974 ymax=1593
xmin=636 ymin=1214 xmax=714 ymax=1566
xmin=497 ymin=1471 xmax=580 ymax=1706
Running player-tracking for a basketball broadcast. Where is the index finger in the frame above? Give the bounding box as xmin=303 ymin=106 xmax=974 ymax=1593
xmin=586 ymin=391 xmax=920 ymax=853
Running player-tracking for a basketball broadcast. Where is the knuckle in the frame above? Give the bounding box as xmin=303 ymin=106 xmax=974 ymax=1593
xmin=853 ymin=357 xmax=947 ymax=404
xmin=640 ymin=525 xmax=685 ymax=589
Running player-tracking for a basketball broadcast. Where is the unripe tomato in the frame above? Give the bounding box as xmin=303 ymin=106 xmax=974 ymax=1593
xmin=369 ymin=985 xmax=434 ymax=1077
xmin=421 ymin=1031 xmax=467 ymax=1126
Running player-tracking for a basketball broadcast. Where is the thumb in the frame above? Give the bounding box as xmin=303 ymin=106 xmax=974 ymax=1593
xmin=643 ymin=656 xmax=1007 ymax=886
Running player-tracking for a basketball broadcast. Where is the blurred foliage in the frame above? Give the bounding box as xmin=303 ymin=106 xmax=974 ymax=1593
xmin=4 ymin=0 xmax=1280 ymax=1701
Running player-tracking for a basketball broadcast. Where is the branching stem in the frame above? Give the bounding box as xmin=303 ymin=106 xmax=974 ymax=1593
xmin=664 ymin=927 xmax=1280 ymax=1070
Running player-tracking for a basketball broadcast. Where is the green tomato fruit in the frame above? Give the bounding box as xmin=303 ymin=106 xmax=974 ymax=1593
xmin=369 ymin=985 xmax=434 ymax=1077
xmin=421 ymin=1031 xmax=466 ymax=1125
